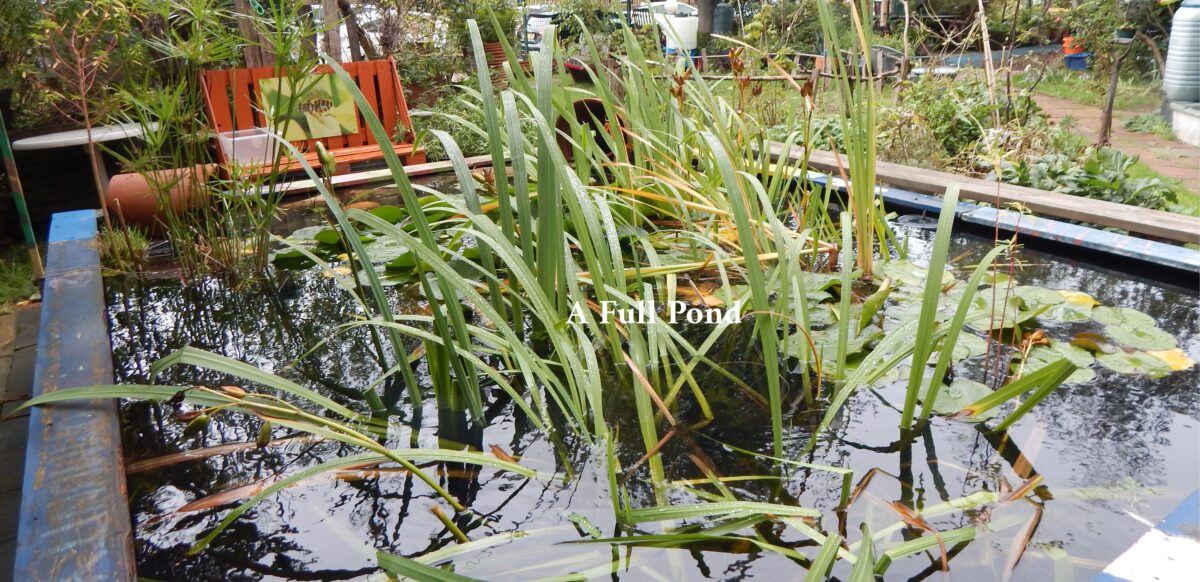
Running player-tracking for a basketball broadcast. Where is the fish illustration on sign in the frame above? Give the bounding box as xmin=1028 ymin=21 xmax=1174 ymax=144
xmin=259 ymin=75 xmax=359 ymax=141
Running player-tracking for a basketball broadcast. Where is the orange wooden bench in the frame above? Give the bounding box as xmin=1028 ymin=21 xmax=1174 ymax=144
xmin=200 ymin=58 xmax=426 ymax=177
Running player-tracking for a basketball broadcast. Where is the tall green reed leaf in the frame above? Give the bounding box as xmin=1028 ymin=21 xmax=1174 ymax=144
xmin=899 ymin=186 xmax=961 ymax=430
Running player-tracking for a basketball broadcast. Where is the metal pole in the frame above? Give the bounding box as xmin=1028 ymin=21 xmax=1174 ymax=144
xmin=0 ymin=114 xmax=44 ymax=279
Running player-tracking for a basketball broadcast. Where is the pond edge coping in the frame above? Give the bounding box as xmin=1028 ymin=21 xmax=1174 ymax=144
xmin=15 ymin=209 xmax=135 ymax=580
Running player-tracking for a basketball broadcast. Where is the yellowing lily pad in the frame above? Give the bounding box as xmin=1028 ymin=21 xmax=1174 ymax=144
xmin=1058 ymin=290 xmax=1100 ymax=307
xmin=1146 ymin=348 xmax=1195 ymax=372
xmin=1097 ymin=351 xmax=1172 ymax=379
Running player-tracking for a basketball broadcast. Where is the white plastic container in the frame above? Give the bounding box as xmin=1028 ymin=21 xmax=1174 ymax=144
xmin=216 ymin=128 xmax=278 ymax=167
xmin=663 ymin=15 xmax=699 ymax=52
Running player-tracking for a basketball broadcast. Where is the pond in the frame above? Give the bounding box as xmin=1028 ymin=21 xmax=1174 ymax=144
xmin=104 ymin=180 xmax=1199 ymax=580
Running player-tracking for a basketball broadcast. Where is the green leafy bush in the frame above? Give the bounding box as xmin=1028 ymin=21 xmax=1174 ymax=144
xmin=409 ymin=87 xmax=490 ymax=161
xmin=990 ymin=147 xmax=1181 ymax=211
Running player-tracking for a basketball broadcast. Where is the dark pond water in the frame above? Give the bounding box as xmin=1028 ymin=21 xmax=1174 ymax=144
xmin=105 ymin=185 xmax=1200 ymax=581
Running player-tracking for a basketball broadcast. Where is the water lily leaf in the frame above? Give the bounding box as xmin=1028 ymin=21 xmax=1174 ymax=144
xmin=1020 ymin=341 xmax=1095 ymax=384
xmin=385 ymin=252 xmax=418 ymax=272
xmin=1042 ymin=293 xmax=1095 ymax=322
xmin=1104 ymin=323 xmax=1176 ymax=351
xmin=1096 ymin=351 xmax=1172 ymax=378
xmin=979 ymin=271 xmax=1011 ymax=287
xmin=1013 ymin=286 xmax=1064 ymax=311
xmin=271 ymin=249 xmax=315 ymax=269
xmin=802 ymin=271 xmax=847 ymax=293
xmin=314 ymin=228 xmax=342 ymax=246
xmin=1091 ymin=306 xmax=1156 ymax=328
xmin=941 ymin=333 xmax=988 ymax=361
xmin=882 ymin=260 xmax=954 ymax=288
xmin=967 ymin=294 xmax=1046 ymax=330
xmin=929 ymin=379 xmax=997 ymax=420
xmin=369 ymin=204 xmax=406 ymax=223
xmin=1146 ymin=348 xmax=1195 ymax=372
xmin=288 ymin=225 xmax=327 ymax=240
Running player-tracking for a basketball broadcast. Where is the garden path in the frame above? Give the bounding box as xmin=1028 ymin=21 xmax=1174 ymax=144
xmin=1034 ymin=94 xmax=1200 ymax=189
xmin=0 ymin=305 xmax=36 ymax=578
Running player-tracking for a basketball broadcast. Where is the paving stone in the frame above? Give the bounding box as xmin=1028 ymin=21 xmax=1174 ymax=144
xmin=0 ymin=539 xmax=13 ymax=582
xmin=2 ymin=347 xmax=35 ymax=403
xmin=0 ymin=491 xmax=18 ymax=541
xmin=0 ymin=418 xmax=28 ymax=453
xmin=0 ymin=315 xmax=13 ymax=356
xmin=0 ymin=356 xmax=10 ymax=393
xmin=11 ymin=306 xmax=38 ymax=351
xmin=0 ymin=448 xmax=25 ymax=492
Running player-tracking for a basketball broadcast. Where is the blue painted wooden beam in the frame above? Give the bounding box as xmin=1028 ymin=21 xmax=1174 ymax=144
xmin=15 ymin=210 xmax=135 ymax=580
xmin=1094 ymin=490 xmax=1200 ymax=582
xmin=804 ymin=173 xmax=1200 ymax=274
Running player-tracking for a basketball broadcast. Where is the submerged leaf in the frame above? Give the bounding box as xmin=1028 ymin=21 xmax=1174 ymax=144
xmin=1070 ymin=331 xmax=1117 ymax=354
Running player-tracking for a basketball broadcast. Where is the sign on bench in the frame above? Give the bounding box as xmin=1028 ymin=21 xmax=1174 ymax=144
xmin=258 ymin=74 xmax=359 ymax=141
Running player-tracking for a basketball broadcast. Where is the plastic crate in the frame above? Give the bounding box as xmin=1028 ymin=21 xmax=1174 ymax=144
xmin=1064 ymin=52 xmax=1092 ymax=70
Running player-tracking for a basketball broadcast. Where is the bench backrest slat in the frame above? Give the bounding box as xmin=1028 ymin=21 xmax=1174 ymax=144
xmin=200 ymin=59 xmax=415 ymax=163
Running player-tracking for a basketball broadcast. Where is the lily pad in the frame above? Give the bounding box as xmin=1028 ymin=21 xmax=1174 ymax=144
xmin=314 ymin=228 xmax=342 ymax=246
xmin=271 ymin=249 xmax=316 ymax=269
xmin=882 ymin=260 xmax=954 ymax=288
xmin=1043 ymin=300 xmax=1093 ymax=323
xmin=1091 ymin=306 xmax=1156 ymax=328
xmin=1020 ymin=341 xmax=1096 ymax=384
xmin=1097 ymin=351 xmax=1172 ymax=378
xmin=1013 ymin=286 xmax=1065 ymax=311
xmin=929 ymin=379 xmax=997 ymax=420
xmin=1104 ymin=323 xmax=1176 ymax=351
xmin=368 ymin=204 xmax=406 ymax=223
xmin=1040 ymin=290 xmax=1099 ymax=322
xmin=940 ymin=333 xmax=988 ymax=362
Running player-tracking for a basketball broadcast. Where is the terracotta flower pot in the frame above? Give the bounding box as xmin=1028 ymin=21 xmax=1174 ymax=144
xmin=106 ymin=164 xmax=215 ymax=228
xmin=1063 ymin=36 xmax=1085 ymax=55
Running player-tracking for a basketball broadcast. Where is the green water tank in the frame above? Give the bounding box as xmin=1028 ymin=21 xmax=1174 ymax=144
xmin=713 ymin=3 xmax=734 ymax=35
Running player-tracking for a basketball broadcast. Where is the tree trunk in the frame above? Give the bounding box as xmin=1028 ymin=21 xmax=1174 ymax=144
xmin=880 ymin=0 xmax=893 ymax=33
xmin=233 ymin=0 xmax=273 ymax=67
xmin=697 ymin=0 xmax=717 ymax=46
xmin=322 ymin=0 xmax=343 ymax=62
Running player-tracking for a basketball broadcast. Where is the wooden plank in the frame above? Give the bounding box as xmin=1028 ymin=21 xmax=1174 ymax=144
xmin=266 ymin=153 xmax=498 ymax=196
xmin=16 ymin=210 xmax=135 ymax=580
xmin=768 ymin=143 xmax=1200 ymax=244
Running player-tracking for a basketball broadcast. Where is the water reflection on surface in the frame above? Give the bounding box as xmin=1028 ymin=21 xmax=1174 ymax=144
xmin=107 ymin=212 xmax=1199 ymax=580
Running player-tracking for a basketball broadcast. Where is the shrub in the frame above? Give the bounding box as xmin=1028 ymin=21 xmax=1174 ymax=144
xmin=990 ymin=147 xmax=1181 ymax=211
